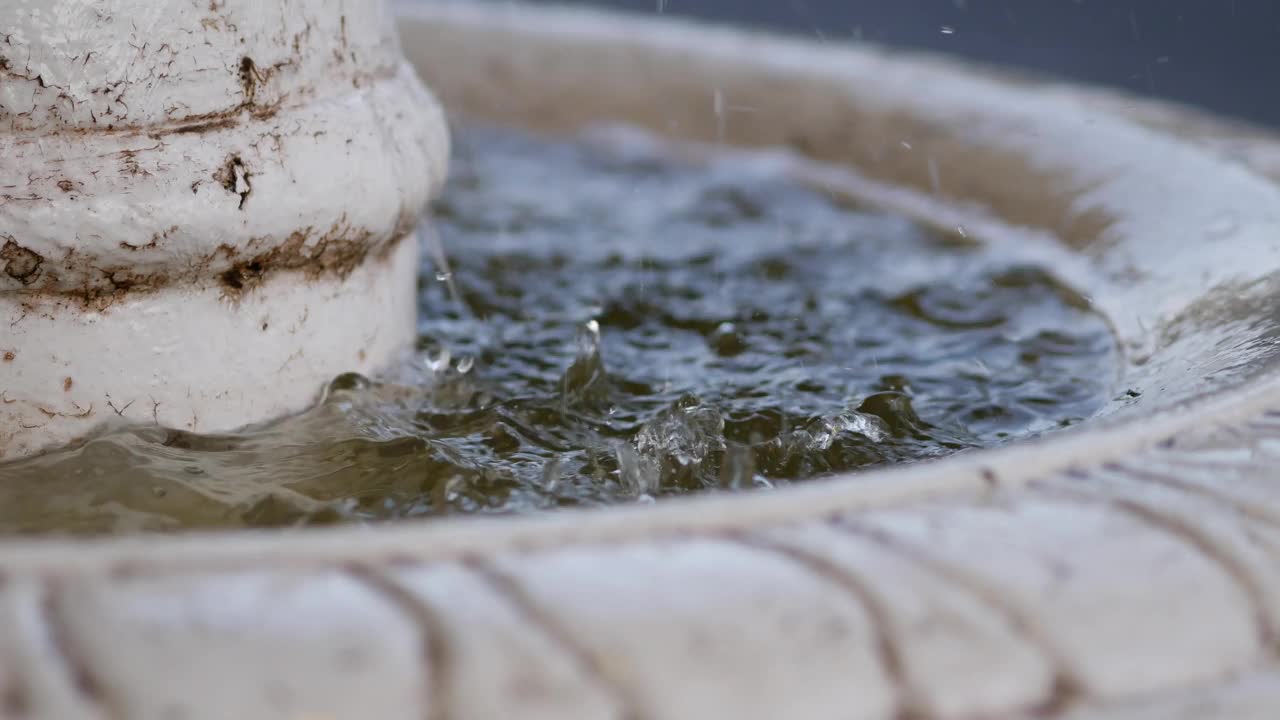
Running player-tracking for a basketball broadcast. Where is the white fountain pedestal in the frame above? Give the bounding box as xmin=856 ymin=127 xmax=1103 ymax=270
xmin=0 ymin=0 xmax=448 ymax=459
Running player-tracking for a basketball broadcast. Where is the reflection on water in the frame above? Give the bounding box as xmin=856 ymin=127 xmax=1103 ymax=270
xmin=0 ymin=125 xmax=1117 ymax=535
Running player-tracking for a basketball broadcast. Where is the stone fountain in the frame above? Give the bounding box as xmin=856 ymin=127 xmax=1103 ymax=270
xmin=2 ymin=0 xmax=1279 ymax=718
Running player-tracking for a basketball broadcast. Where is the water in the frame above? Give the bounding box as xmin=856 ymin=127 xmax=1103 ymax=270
xmin=0 ymin=125 xmax=1117 ymax=535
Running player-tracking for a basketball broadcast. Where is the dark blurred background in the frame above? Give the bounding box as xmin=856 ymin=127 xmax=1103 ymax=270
xmin=531 ymin=0 xmax=1280 ymax=129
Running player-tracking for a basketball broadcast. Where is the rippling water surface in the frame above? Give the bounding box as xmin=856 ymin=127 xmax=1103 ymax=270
xmin=0 ymin=125 xmax=1118 ymax=534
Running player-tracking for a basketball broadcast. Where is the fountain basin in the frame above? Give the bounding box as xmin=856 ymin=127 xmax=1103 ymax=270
xmin=3 ymin=1 xmax=1280 ymax=718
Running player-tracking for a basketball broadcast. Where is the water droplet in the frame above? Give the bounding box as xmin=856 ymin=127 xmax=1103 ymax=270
xmin=708 ymin=321 xmax=747 ymax=357
xmin=635 ymin=397 xmax=725 ymax=476
xmin=561 ymin=320 xmax=608 ymax=405
xmin=456 ymin=356 xmax=474 ymax=374
xmin=444 ymin=475 xmax=464 ymax=502
xmin=542 ymin=458 xmax=562 ymax=492
xmin=940 ymin=25 xmax=956 ymax=34
xmin=427 ymin=348 xmax=452 ymax=374
xmin=719 ymin=443 xmax=756 ymax=490
xmin=435 ymin=271 xmax=453 ymax=282
xmin=614 ymin=441 xmax=660 ymax=496
xmin=808 ymin=411 xmax=889 ymax=450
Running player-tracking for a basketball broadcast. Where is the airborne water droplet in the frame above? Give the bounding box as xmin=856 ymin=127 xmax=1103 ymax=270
xmin=719 ymin=442 xmax=755 ymax=490
xmin=427 ymin=348 xmax=452 ymax=374
xmin=542 ymin=457 xmax=561 ymax=492
xmin=456 ymin=356 xmax=474 ymax=374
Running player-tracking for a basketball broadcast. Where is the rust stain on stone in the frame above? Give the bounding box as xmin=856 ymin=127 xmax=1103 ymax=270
xmin=213 ymin=154 xmax=252 ymax=209
xmin=218 ymin=217 xmax=381 ymax=299
xmin=1 ymin=239 xmax=43 ymax=285
xmin=2 ymin=352 xmax=14 ymax=362
xmin=239 ymin=56 xmax=259 ymax=105
xmin=164 ymin=117 xmax=237 ymax=135
xmin=62 ymin=377 xmax=72 ymax=392
xmin=0 ymin=218 xmax=405 ymax=311
xmin=119 ymin=225 xmax=176 ymax=251
xmin=118 ymin=148 xmax=150 ymax=177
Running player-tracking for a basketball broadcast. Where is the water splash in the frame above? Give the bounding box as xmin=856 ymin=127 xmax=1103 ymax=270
xmin=0 ymin=124 xmax=1117 ymax=535
xmin=560 ymin=319 xmax=609 ymax=407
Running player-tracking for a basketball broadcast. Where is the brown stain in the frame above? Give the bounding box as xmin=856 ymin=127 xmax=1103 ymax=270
xmin=2 ymin=352 xmax=14 ymax=362
xmin=213 ymin=154 xmax=252 ymax=209
xmin=1 ymin=24 xmax=404 ymax=310
xmin=238 ymin=56 xmax=259 ymax=105
xmin=3 ymin=6 xmax=402 ymax=140
xmin=1 ymin=217 xmax=403 ymax=312
xmin=218 ymin=219 xmax=378 ymax=298
xmin=1 ymin=239 xmax=43 ymax=285
xmin=163 ymin=116 xmax=237 ymax=135
xmin=117 ymin=149 xmax=150 ymax=177
xmin=119 ymin=225 xmax=176 ymax=251
xmin=63 ymin=377 xmax=72 ymax=392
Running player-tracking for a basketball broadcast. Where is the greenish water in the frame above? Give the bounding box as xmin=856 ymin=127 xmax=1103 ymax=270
xmin=0 ymin=125 xmax=1117 ymax=534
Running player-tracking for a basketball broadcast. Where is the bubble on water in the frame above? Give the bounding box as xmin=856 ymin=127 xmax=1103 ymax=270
xmin=456 ymin=356 xmax=475 ymax=375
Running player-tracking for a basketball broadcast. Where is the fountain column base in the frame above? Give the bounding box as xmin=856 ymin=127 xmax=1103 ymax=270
xmin=0 ymin=235 xmax=419 ymax=458
xmin=0 ymin=0 xmax=449 ymax=459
